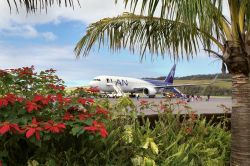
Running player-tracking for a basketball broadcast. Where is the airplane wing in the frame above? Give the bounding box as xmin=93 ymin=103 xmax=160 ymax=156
xmin=155 ymin=75 xmax=218 ymax=88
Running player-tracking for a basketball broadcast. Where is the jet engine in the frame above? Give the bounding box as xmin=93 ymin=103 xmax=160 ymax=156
xmin=143 ymin=87 xmax=157 ymax=98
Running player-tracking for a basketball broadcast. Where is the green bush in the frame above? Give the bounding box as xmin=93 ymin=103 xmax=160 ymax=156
xmin=178 ymin=85 xmax=231 ymax=96
xmin=101 ymin=98 xmax=231 ymax=166
xmin=0 ymin=67 xmax=231 ymax=165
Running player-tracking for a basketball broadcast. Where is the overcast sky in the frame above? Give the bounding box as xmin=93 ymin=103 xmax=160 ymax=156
xmin=0 ymin=0 xmax=222 ymax=87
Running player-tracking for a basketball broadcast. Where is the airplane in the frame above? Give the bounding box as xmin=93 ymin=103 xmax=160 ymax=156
xmin=89 ymin=64 xmax=217 ymax=98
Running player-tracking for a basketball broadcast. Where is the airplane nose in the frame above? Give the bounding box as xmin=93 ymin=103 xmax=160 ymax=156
xmin=89 ymin=81 xmax=99 ymax=88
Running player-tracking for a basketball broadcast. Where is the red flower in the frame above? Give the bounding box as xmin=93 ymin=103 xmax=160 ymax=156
xmin=33 ymin=95 xmax=50 ymax=105
xmin=78 ymin=98 xmax=94 ymax=105
xmin=44 ymin=120 xmax=66 ymax=133
xmin=4 ymin=94 xmax=16 ymax=104
xmin=25 ymin=118 xmax=42 ymax=140
xmin=55 ymin=94 xmax=71 ymax=104
xmin=78 ymin=113 xmax=92 ymax=120
xmin=63 ymin=112 xmax=75 ymax=121
xmin=99 ymin=128 xmax=108 ymax=138
xmin=0 ymin=122 xmax=23 ymax=135
xmin=84 ymin=121 xmax=108 ymax=138
xmin=25 ymin=101 xmax=39 ymax=113
xmin=87 ymin=87 xmax=100 ymax=93
xmin=48 ymin=84 xmax=65 ymax=91
xmin=0 ymin=98 xmax=8 ymax=107
xmin=96 ymin=107 xmax=108 ymax=115
xmin=63 ymin=97 xmax=71 ymax=104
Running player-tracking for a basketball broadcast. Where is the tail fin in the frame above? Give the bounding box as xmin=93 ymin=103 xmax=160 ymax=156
xmin=164 ymin=64 xmax=176 ymax=84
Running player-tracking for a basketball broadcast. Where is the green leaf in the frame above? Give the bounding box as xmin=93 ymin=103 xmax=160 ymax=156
xmin=71 ymin=127 xmax=82 ymax=136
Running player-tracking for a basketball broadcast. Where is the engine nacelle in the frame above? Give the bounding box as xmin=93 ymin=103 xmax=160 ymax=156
xmin=143 ymin=87 xmax=157 ymax=98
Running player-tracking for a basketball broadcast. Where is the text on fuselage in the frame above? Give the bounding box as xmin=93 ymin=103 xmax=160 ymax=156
xmin=106 ymin=78 xmax=128 ymax=86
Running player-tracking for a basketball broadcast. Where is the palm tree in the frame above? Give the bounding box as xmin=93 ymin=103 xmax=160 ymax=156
xmin=75 ymin=0 xmax=250 ymax=165
xmin=6 ymin=0 xmax=79 ymax=13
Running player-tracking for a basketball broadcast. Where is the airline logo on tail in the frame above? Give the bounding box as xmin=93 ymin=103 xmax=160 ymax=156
xmin=164 ymin=64 xmax=176 ymax=84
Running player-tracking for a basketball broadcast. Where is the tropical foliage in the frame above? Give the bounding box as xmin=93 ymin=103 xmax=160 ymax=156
xmin=0 ymin=67 xmax=230 ymax=165
xmin=75 ymin=0 xmax=250 ymax=164
xmin=6 ymin=0 xmax=79 ymax=13
xmin=0 ymin=67 xmax=108 ymax=165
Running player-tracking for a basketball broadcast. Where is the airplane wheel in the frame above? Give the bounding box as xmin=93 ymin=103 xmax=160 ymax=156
xmin=148 ymin=95 xmax=155 ymax=98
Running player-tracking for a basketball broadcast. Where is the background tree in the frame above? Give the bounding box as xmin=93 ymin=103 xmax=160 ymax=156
xmin=6 ymin=0 xmax=79 ymax=13
xmin=75 ymin=0 xmax=250 ymax=165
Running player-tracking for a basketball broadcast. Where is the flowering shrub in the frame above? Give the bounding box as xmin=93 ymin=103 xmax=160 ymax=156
xmin=0 ymin=66 xmax=230 ymax=165
xmin=0 ymin=66 xmax=109 ymax=165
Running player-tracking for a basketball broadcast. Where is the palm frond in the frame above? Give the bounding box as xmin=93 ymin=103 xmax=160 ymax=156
xmin=7 ymin=0 xmax=80 ymax=13
xmin=119 ymin=0 xmax=228 ymax=47
xmin=75 ymin=13 xmax=222 ymax=61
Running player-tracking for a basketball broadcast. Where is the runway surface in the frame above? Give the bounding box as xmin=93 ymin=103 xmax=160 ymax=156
xmin=109 ymin=96 xmax=232 ymax=115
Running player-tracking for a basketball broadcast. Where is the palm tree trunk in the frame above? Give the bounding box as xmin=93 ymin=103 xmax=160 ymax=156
xmin=230 ymin=74 xmax=250 ymax=165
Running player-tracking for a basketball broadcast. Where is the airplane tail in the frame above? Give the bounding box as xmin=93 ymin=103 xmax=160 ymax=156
xmin=164 ymin=64 xmax=176 ymax=84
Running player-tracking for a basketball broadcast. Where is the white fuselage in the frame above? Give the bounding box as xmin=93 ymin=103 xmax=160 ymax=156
xmin=89 ymin=75 xmax=156 ymax=93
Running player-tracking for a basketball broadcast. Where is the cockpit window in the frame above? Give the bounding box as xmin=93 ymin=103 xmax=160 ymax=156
xmin=93 ymin=79 xmax=101 ymax=81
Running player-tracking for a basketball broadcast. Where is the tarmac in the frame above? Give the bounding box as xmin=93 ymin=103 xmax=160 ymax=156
xmin=110 ymin=96 xmax=232 ymax=115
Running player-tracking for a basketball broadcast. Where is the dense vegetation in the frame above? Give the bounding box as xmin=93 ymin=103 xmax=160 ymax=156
xmin=178 ymin=86 xmax=231 ymax=96
xmin=0 ymin=67 xmax=231 ymax=165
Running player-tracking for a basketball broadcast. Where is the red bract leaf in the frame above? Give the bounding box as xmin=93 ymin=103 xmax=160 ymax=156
xmin=44 ymin=121 xmax=66 ymax=133
xmin=84 ymin=121 xmax=108 ymax=138
xmin=63 ymin=112 xmax=74 ymax=121
xmin=25 ymin=118 xmax=42 ymax=140
xmin=33 ymin=95 xmax=50 ymax=105
xmin=48 ymin=84 xmax=65 ymax=91
xmin=77 ymin=98 xmax=87 ymax=105
xmin=78 ymin=98 xmax=94 ymax=105
xmin=0 ymin=98 xmax=8 ymax=107
xmin=100 ymin=128 xmax=108 ymax=138
xmin=5 ymin=94 xmax=17 ymax=104
xmin=78 ymin=113 xmax=92 ymax=120
xmin=84 ymin=126 xmax=98 ymax=131
xmin=87 ymin=87 xmax=100 ymax=93
xmin=0 ymin=125 xmax=10 ymax=135
xmin=33 ymin=95 xmax=43 ymax=102
xmin=86 ymin=98 xmax=94 ymax=103
xmin=25 ymin=101 xmax=39 ymax=113
xmin=10 ymin=123 xmax=24 ymax=133
xmin=26 ymin=128 xmax=36 ymax=138
xmin=0 ymin=122 xmax=23 ymax=135
xmin=63 ymin=97 xmax=71 ymax=104
xmin=96 ymin=107 xmax=108 ymax=115
xmin=32 ymin=118 xmax=38 ymax=124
